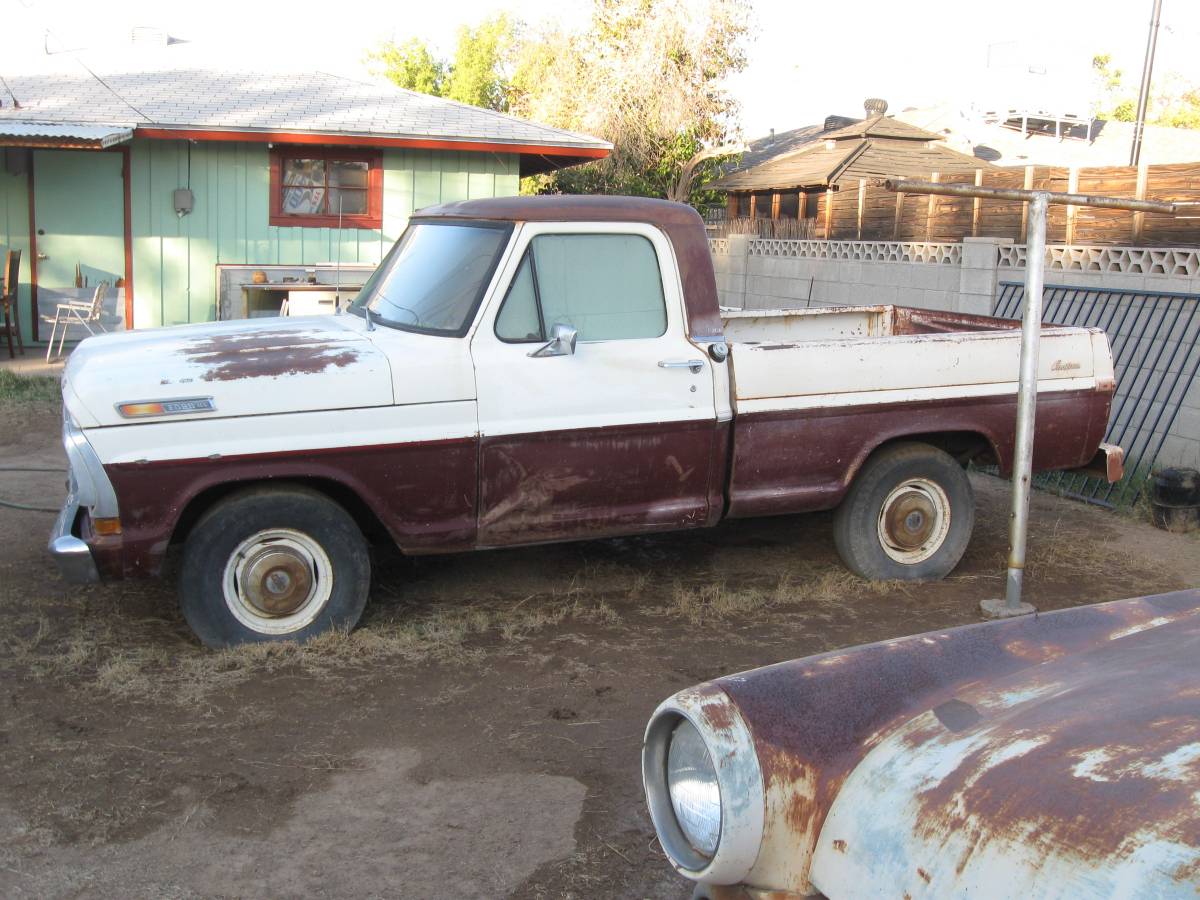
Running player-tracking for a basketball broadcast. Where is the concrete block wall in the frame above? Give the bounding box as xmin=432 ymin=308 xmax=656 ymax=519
xmin=709 ymin=237 xmax=1200 ymax=476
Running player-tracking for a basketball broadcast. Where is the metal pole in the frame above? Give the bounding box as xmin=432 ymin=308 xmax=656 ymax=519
xmin=981 ymin=193 xmax=1048 ymax=618
xmin=881 ymin=179 xmax=1176 ymax=215
xmin=1130 ymin=0 xmax=1163 ymax=167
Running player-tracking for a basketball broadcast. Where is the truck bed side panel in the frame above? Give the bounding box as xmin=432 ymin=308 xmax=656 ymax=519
xmin=726 ymin=389 xmax=1109 ymax=518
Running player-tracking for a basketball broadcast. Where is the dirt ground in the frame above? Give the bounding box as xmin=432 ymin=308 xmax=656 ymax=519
xmin=1 ymin=389 xmax=1198 ymax=899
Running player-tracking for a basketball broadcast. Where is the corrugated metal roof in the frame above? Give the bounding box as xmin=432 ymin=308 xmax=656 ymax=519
xmin=0 ymin=120 xmax=133 ymax=148
xmin=0 ymin=50 xmax=610 ymax=155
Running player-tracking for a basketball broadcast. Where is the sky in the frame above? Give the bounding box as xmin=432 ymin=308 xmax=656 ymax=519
xmin=6 ymin=0 xmax=1200 ymax=139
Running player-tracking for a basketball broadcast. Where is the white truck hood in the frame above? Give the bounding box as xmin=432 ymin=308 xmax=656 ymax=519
xmin=64 ymin=316 xmax=393 ymax=427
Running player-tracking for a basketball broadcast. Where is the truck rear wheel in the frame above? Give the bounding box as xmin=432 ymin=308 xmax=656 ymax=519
xmin=179 ymin=486 xmax=371 ymax=648
xmin=833 ymin=442 xmax=974 ymax=581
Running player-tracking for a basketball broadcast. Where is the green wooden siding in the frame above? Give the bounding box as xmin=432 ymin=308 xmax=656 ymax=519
xmin=0 ymin=140 xmax=521 ymax=340
xmin=130 ymin=139 xmax=520 ymax=328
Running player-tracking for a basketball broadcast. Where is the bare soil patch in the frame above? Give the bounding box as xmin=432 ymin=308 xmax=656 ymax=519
xmin=0 ymin=397 xmax=1196 ymax=898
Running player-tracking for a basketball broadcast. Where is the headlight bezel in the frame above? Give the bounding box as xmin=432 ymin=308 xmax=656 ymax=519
xmin=642 ymin=687 xmax=766 ymax=885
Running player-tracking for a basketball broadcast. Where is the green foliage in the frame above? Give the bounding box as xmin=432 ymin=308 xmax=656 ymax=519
xmin=369 ymin=0 xmax=752 ymax=203
xmin=369 ymin=17 xmax=513 ymax=113
xmin=368 ymin=38 xmax=445 ymax=96
xmin=444 ymin=16 xmax=513 ymax=112
xmin=1091 ymin=51 xmax=1200 ymax=129
xmin=512 ymin=0 xmax=751 ymax=204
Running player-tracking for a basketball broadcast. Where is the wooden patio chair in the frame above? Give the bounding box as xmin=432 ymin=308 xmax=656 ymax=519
xmin=46 ymin=281 xmax=110 ymax=361
xmin=1 ymin=249 xmax=23 ymax=359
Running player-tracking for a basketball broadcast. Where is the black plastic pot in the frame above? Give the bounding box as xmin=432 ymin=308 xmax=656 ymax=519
xmin=1151 ymin=467 xmax=1200 ymax=533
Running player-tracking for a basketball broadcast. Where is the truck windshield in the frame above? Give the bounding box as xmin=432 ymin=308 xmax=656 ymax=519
xmin=350 ymin=220 xmax=512 ymax=336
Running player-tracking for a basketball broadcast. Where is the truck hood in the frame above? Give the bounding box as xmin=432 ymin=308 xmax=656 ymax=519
xmin=64 ymin=316 xmax=393 ymax=427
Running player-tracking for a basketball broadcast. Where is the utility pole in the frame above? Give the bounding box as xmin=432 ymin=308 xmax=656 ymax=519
xmin=1130 ymin=0 xmax=1163 ymax=167
xmin=881 ymin=179 xmax=1175 ymax=618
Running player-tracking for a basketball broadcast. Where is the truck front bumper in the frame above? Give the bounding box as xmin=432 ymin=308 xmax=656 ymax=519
xmin=48 ymin=496 xmax=100 ymax=584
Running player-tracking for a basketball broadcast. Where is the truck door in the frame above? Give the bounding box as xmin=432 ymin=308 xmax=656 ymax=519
xmin=470 ymin=222 xmax=719 ymax=547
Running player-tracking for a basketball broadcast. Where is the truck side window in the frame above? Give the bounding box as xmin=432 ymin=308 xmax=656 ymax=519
xmin=494 ymin=234 xmax=667 ymax=343
xmin=495 ymin=254 xmax=544 ymax=342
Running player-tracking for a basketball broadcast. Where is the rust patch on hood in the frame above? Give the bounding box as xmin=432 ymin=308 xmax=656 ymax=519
xmin=182 ymin=329 xmax=362 ymax=382
xmin=712 ymin=589 xmax=1200 ymax=889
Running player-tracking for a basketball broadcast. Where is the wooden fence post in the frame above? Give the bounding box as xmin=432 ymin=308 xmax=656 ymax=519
xmin=856 ymin=178 xmax=866 ymax=240
xmin=824 ymin=186 xmax=833 ymax=239
xmin=1066 ymin=167 xmax=1079 ymax=244
xmin=925 ymin=171 xmax=940 ymax=242
xmin=893 ymin=190 xmax=904 ymax=239
xmin=972 ymin=169 xmax=983 ymax=237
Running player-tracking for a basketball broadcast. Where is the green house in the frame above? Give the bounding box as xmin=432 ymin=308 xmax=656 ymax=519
xmin=0 ymin=56 xmax=609 ymax=348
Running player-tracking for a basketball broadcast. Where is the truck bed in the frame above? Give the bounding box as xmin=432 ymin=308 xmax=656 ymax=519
xmin=719 ymin=304 xmax=1116 ymax=519
xmin=722 ymin=304 xmax=1111 ymax=412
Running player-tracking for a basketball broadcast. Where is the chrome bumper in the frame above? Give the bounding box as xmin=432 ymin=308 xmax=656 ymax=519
xmin=48 ymin=495 xmax=99 ymax=583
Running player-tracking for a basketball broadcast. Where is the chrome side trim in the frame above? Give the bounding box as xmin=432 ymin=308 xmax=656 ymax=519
xmin=63 ymin=411 xmax=119 ymax=519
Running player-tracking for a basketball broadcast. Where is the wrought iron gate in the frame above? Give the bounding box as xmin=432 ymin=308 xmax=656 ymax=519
xmin=994 ymin=281 xmax=1200 ymax=507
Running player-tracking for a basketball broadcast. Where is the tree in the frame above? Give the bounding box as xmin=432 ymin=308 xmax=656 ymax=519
xmin=369 ymin=16 xmax=513 ymax=113
xmin=369 ymin=38 xmax=445 ymax=96
xmin=1091 ymin=52 xmax=1200 ymax=128
xmin=509 ymin=0 xmax=752 ymax=202
xmin=444 ymin=16 xmax=513 ymax=112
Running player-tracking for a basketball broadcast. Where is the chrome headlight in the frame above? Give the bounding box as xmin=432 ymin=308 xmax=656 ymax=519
xmin=643 ymin=688 xmax=765 ymax=885
xmin=667 ymin=719 xmax=721 ymax=856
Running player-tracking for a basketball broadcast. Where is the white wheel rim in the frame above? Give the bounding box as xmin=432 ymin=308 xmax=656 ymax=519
xmin=221 ymin=528 xmax=334 ymax=635
xmin=876 ymin=478 xmax=952 ymax=565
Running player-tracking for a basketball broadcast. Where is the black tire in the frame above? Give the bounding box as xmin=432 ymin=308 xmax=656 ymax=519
xmin=179 ymin=485 xmax=371 ymax=648
xmin=833 ymin=442 xmax=974 ymax=581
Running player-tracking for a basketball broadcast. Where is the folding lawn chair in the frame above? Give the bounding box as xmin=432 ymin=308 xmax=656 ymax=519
xmin=46 ymin=281 xmax=110 ymax=361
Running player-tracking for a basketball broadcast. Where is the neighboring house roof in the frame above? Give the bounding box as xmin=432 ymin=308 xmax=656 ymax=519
xmin=894 ymin=104 xmax=1200 ymax=168
xmin=0 ymin=49 xmax=610 ymax=174
xmin=0 ymin=120 xmax=132 ymax=149
xmin=710 ymin=113 xmax=993 ymax=192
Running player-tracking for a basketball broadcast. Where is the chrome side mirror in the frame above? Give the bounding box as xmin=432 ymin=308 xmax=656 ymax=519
xmin=529 ymin=322 xmax=578 ymax=358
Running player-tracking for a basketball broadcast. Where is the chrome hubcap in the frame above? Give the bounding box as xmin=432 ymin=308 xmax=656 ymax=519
xmin=877 ymin=478 xmax=951 ymax=565
xmin=222 ymin=529 xmax=333 ymax=635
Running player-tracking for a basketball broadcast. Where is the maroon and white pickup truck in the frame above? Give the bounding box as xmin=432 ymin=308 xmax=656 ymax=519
xmin=50 ymin=197 xmax=1121 ymax=647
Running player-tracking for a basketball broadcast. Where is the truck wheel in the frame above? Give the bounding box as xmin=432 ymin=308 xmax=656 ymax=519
xmin=833 ymin=442 xmax=974 ymax=581
xmin=179 ymin=486 xmax=371 ymax=648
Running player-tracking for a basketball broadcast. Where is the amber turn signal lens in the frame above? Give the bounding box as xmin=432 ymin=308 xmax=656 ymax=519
xmin=117 ymin=402 xmax=165 ymax=418
xmin=93 ymin=517 xmax=122 ymax=536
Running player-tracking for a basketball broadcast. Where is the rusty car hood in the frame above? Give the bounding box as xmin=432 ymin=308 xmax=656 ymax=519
xmin=696 ymin=590 xmax=1200 ymax=895
xmin=809 ymin=597 xmax=1200 ymax=897
xmin=63 ymin=316 xmax=395 ymax=426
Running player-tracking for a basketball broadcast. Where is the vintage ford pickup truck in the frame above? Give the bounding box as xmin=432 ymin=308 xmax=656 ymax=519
xmin=642 ymin=589 xmax=1200 ymax=898
xmin=50 ymin=196 xmax=1121 ymax=647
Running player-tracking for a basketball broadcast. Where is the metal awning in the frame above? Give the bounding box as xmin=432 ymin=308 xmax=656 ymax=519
xmin=0 ymin=120 xmax=134 ymax=149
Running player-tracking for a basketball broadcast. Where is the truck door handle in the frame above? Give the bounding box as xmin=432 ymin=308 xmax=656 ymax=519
xmin=658 ymin=359 xmax=705 ymax=374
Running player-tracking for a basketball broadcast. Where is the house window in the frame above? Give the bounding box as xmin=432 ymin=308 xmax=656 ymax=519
xmin=777 ymin=191 xmax=800 ymax=219
xmin=801 ymin=192 xmax=821 ymax=220
xmin=734 ymin=193 xmax=751 ymax=218
xmin=752 ymin=191 xmax=773 ymax=219
xmin=269 ymin=147 xmax=382 ymax=228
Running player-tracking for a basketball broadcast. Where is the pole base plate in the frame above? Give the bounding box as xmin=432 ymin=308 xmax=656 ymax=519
xmin=980 ymin=597 xmax=1037 ymax=619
